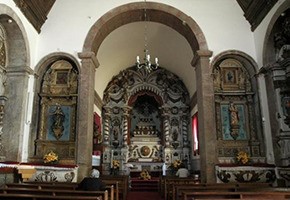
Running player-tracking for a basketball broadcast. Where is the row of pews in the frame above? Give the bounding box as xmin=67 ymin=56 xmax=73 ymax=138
xmin=0 ymin=175 xmax=129 ymax=200
xmin=160 ymin=176 xmax=290 ymax=200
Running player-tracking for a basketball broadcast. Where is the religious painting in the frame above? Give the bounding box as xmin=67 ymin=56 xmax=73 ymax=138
xmin=223 ymin=68 xmax=238 ymax=85
xmin=56 ymin=71 xmax=69 ymax=84
xmin=47 ymin=105 xmax=72 ymax=141
xmin=220 ymin=103 xmax=247 ymax=140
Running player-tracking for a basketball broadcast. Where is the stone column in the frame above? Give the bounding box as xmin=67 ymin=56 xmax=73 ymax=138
xmin=77 ymin=52 xmax=98 ymax=181
xmin=194 ymin=50 xmax=217 ymax=183
xmin=3 ymin=67 xmax=32 ymax=161
xmin=0 ymin=96 xmax=7 ymax=161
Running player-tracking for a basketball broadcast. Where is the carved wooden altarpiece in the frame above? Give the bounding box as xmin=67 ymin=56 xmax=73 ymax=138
xmin=34 ymin=60 xmax=78 ymax=164
xmin=213 ymin=58 xmax=264 ymax=164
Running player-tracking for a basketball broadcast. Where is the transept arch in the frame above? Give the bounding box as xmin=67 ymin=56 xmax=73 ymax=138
xmin=79 ymin=1 xmax=215 ymax=182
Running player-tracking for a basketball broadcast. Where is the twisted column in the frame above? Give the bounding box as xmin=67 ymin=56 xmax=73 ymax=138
xmin=182 ymin=115 xmax=189 ymax=147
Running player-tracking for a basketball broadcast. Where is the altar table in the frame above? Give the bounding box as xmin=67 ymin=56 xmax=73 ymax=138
xmin=0 ymin=162 xmax=78 ymax=182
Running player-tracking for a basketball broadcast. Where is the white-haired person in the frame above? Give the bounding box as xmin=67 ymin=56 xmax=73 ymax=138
xmin=176 ymin=163 xmax=190 ymax=178
xmin=78 ymin=169 xmax=106 ymax=191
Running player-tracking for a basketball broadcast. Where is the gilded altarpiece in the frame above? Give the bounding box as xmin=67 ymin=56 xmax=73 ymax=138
xmin=101 ymin=66 xmax=190 ymax=174
xmin=35 ymin=60 xmax=78 ymax=164
xmin=213 ymin=58 xmax=264 ymax=163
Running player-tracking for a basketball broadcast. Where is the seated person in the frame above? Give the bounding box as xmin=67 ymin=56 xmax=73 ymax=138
xmin=176 ymin=163 xmax=190 ymax=178
xmin=78 ymin=169 xmax=106 ymax=191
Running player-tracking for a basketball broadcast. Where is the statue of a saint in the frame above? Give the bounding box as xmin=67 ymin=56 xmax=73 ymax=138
xmin=50 ymin=105 xmax=65 ymax=139
xmin=229 ymin=102 xmax=239 ymax=126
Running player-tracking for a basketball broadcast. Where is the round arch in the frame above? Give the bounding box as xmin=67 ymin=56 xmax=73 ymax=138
xmin=0 ymin=3 xmax=30 ymax=67
xmin=263 ymin=0 xmax=290 ymax=65
xmin=78 ymin=2 xmax=215 ymax=183
xmin=82 ymin=2 xmax=208 ymax=56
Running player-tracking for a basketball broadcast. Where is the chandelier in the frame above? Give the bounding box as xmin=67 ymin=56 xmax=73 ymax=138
xmin=136 ymin=0 xmax=159 ymax=73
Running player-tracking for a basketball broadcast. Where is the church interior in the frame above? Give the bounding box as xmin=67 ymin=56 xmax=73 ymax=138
xmin=0 ymin=0 xmax=290 ymax=199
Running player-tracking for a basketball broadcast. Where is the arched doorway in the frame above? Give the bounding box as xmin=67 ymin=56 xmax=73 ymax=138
xmin=78 ymin=2 xmax=215 ymax=182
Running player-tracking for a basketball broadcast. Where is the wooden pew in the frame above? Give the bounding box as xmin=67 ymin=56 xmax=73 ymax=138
xmin=173 ymin=184 xmax=237 ymax=200
xmin=105 ymin=185 xmax=115 ymax=200
xmin=0 ymin=187 xmax=108 ymax=200
xmin=5 ymin=182 xmax=78 ymax=190
xmin=172 ymin=182 xmax=274 ymax=200
xmin=101 ymin=175 xmax=128 ymax=200
xmin=162 ymin=176 xmax=197 ymax=200
xmin=0 ymin=193 xmax=103 ymax=199
xmin=0 ymin=183 xmax=109 ymax=200
xmin=101 ymin=180 xmax=119 ymax=200
xmin=182 ymin=191 xmax=290 ymax=200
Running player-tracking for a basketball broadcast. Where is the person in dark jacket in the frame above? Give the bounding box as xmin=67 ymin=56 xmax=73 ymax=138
xmin=78 ymin=169 xmax=106 ymax=191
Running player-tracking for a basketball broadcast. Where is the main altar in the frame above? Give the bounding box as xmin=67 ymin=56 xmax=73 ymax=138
xmin=100 ymin=66 xmax=191 ymax=175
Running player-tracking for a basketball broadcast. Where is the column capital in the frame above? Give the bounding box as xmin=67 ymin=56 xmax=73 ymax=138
xmin=78 ymin=51 xmax=99 ymax=69
xmin=6 ymin=65 xmax=34 ymax=75
xmin=191 ymin=50 xmax=213 ymax=66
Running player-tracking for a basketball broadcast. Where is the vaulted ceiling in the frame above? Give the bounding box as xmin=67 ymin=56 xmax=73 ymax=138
xmin=13 ymin=0 xmax=278 ymax=33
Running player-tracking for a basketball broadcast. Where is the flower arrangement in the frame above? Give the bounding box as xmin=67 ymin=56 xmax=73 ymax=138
xmin=139 ymin=169 xmax=151 ymax=180
xmin=168 ymin=159 xmax=182 ymax=175
xmin=236 ymin=151 xmax=250 ymax=165
xmin=171 ymin=159 xmax=182 ymax=170
xmin=111 ymin=160 xmax=120 ymax=175
xmin=112 ymin=160 xmax=120 ymax=169
xmin=43 ymin=150 xmax=58 ymax=164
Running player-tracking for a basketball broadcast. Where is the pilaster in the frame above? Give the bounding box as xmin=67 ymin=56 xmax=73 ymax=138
xmin=194 ymin=50 xmax=217 ymax=183
xmin=77 ymin=51 xmax=98 ymax=180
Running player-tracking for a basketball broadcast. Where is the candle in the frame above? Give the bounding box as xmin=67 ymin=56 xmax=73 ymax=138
xmin=111 ymin=150 xmax=114 ymax=168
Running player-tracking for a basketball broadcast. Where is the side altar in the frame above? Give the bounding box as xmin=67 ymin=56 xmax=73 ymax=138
xmin=215 ymin=164 xmax=276 ymax=183
xmin=0 ymin=162 xmax=78 ymax=182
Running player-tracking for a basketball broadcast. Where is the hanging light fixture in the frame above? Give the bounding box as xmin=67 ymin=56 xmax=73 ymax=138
xmin=136 ymin=0 xmax=159 ymax=73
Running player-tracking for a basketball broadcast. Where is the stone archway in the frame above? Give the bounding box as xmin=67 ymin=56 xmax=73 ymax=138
xmin=78 ymin=2 xmax=215 ymax=182
xmin=0 ymin=4 xmax=31 ymax=162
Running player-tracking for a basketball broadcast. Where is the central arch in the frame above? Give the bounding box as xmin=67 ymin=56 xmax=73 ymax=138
xmin=78 ymin=2 xmax=215 ymax=183
xmin=82 ymin=2 xmax=208 ymax=56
